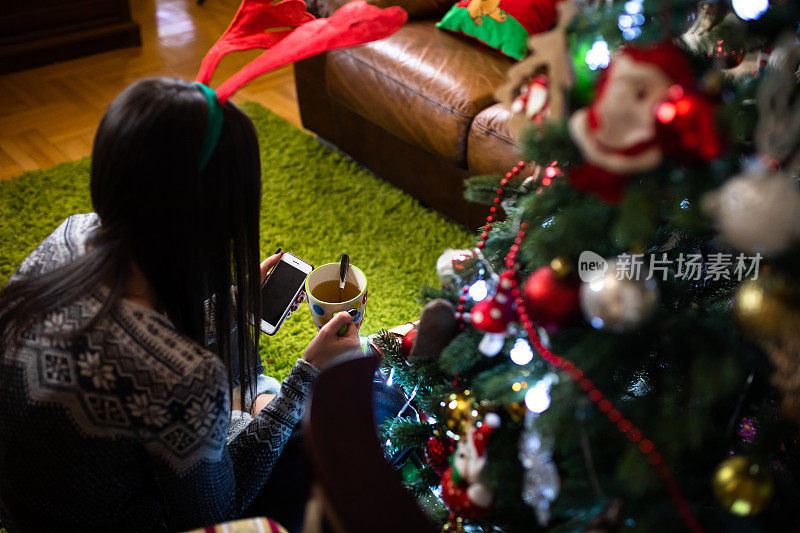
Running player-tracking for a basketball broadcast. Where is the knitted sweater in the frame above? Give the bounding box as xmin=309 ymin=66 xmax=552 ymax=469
xmin=0 ymin=214 xmax=319 ymax=532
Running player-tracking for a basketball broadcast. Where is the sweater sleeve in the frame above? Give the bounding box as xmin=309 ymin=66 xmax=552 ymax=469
xmin=143 ymin=358 xmax=319 ymax=531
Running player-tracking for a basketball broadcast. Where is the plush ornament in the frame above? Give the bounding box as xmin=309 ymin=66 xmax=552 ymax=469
xmin=733 ymin=272 xmax=800 ymax=340
xmin=569 ymin=43 xmax=695 ymax=174
xmin=437 ymin=248 xmax=495 ymax=294
xmin=568 ymin=43 xmax=697 ymax=202
xmin=471 ymin=270 xmax=517 ymax=356
xmin=441 ymin=422 xmax=496 ymax=519
xmin=655 ymin=84 xmax=722 ymax=162
xmin=437 ymin=0 xmax=561 ymax=61
xmin=409 ymin=299 xmax=459 ymax=362
xmin=579 ymin=260 xmax=660 ymax=333
xmin=757 ymin=34 xmax=800 ymax=177
xmin=509 ymin=74 xmax=550 ymax=125
xmin=400 ymin=327 xmax=418 ymax=359
xmin=522 ymin=261 xmax=580 ymax=331
xmin=443 ymin=391 xmax=477 ymax=436
xmin=703 ymin=166 xmax=800 ymax=256
xmin=712 ymin=455 xmax=774 ymax=516
xmin=495 ymin=0 xmax=579 ymax=137
xmin=425 ymin=434 xmax=456 ymax=476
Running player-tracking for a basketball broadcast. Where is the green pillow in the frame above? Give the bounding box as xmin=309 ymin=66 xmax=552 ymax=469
xmin=436 ymin=0 xmax=559 ymax=60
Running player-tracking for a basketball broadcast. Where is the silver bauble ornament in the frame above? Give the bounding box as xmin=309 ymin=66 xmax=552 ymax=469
xmin=436 ymin=248 xmax=496 ymax=295
xmin=579 ymin=260 xmax=660 ymax=333
xmin=703 ymin=166 xmax=800 ymax=256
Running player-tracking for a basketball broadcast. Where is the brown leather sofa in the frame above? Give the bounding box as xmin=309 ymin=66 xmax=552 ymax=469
xmin=296 ymin=0 xmax=522 ymax=228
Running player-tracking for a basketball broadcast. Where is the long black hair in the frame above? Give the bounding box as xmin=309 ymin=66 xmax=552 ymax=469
xmin=0 ymin=77 xmax=262 ymax=404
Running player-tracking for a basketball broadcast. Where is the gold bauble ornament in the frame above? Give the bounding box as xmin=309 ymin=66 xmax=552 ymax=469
xmin=549 ymin=256 xmax=571 ymax=278
xmin=443 ymin=391 xmax=477 ymax=436
xmin=733 ymin=273 xmax=800 ymax=340
xmin=712 ymin=455 xmax=774 ymax=516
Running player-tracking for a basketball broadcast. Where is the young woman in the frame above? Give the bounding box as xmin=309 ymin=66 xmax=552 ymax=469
xmin=0 ymin=77 xmax=361 ymax=531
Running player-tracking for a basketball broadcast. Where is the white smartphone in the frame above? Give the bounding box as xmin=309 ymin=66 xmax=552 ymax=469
xmin=260 ymin=252 xmax=313 ymax=335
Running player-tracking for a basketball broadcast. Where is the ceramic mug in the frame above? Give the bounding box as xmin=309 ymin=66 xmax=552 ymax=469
xmin=305 ymin=263 xmax=368 ymax=333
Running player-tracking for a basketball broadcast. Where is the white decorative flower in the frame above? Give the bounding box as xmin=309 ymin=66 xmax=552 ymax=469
xmin=77 ymin=351 xmax=116 ymax=390
xmin=128 ymin=393 xmax=169 ymax=427
xmin=43 ymin=312 xmax=66 ymax=331
xmin=186 ymin=398 xmax=215 ymax=431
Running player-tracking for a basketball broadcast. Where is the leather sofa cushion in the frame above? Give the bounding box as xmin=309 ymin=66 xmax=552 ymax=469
xmin=467 ymin=103 xmax=522 ymax=175
xmin=325 ymin=20 xmax=514 ymax=165
xmin=368 ymin=0 xmax=453 ymax=19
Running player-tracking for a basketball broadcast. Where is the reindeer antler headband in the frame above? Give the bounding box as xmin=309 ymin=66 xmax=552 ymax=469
xmin=194 ymin=0 xmax=407 ymax=169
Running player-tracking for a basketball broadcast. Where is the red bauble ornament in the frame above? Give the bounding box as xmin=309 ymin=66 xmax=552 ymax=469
xmin=425 ymin=435 xmax=455 ymax=476
xmin=656 ymin=85 xmax=721 ymax=162
xmin=400 ymin=327 xmax=418 ymax=358
xmin=523 ymin=266 xmax=580 ymax=330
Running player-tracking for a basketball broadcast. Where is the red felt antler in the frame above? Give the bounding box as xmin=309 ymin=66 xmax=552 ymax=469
xmin=196 ymin=0 xmax=314 ymax=85
xmin=197 ymin=0 xmax=407 ymax=103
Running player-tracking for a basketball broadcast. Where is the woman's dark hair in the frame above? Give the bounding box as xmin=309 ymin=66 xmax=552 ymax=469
xmin=0 ymin=77 xmax=263 ymax=404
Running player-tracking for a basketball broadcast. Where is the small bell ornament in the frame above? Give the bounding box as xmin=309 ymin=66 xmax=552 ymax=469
xmin=471 ymin=270 xmax=516 ymax=356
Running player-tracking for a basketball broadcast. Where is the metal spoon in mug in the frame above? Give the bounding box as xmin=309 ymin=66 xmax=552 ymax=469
xmin=336 ymin=253 xmax=350 ymax=337
xmin=338 ymin=252 xmax=349 ymax=301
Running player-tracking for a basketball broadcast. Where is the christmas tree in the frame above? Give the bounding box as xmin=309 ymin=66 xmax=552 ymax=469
xmin=378 ymin=0 xmax=800 ymax=531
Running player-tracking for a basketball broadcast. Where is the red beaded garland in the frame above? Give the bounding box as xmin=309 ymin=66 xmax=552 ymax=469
xmin=457 ymin=161 xmax=526 ymax=312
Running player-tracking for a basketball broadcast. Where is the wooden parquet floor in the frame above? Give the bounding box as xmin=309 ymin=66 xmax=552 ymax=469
xmin=0 ymin=0 xmax=302 ymax=180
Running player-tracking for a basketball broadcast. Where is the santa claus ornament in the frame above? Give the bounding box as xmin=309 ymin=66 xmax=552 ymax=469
xmin=441 ymin=418 xmax=498 ymax=520
xmin=568 ymin=42 xmax=719 ymax=203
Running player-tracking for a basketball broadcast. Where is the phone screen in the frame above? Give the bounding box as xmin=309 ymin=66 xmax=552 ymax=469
xmin=261 ymin=260 xmax=308 ymax=328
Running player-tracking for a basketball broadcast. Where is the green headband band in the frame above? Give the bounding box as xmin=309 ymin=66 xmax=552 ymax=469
xmin=195 ymin=82 xmax=224 ymax=171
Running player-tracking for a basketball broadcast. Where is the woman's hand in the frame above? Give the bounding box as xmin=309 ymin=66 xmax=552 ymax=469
xmin=260 ymin=250 xmax=305 ymax=314
xmin=303 ymin=311 xmax=360 ymax=369
xmin=260 ymin=251 xmax=283 ymax=284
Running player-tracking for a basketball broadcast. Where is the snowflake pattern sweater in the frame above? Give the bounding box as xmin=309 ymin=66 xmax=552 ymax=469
xmin=0 ymin=213 xmax=319 ymax=532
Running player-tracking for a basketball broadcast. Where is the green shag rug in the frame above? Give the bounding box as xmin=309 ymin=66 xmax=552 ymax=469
xmin=0 ymin=102 xmax=471 ymax=380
